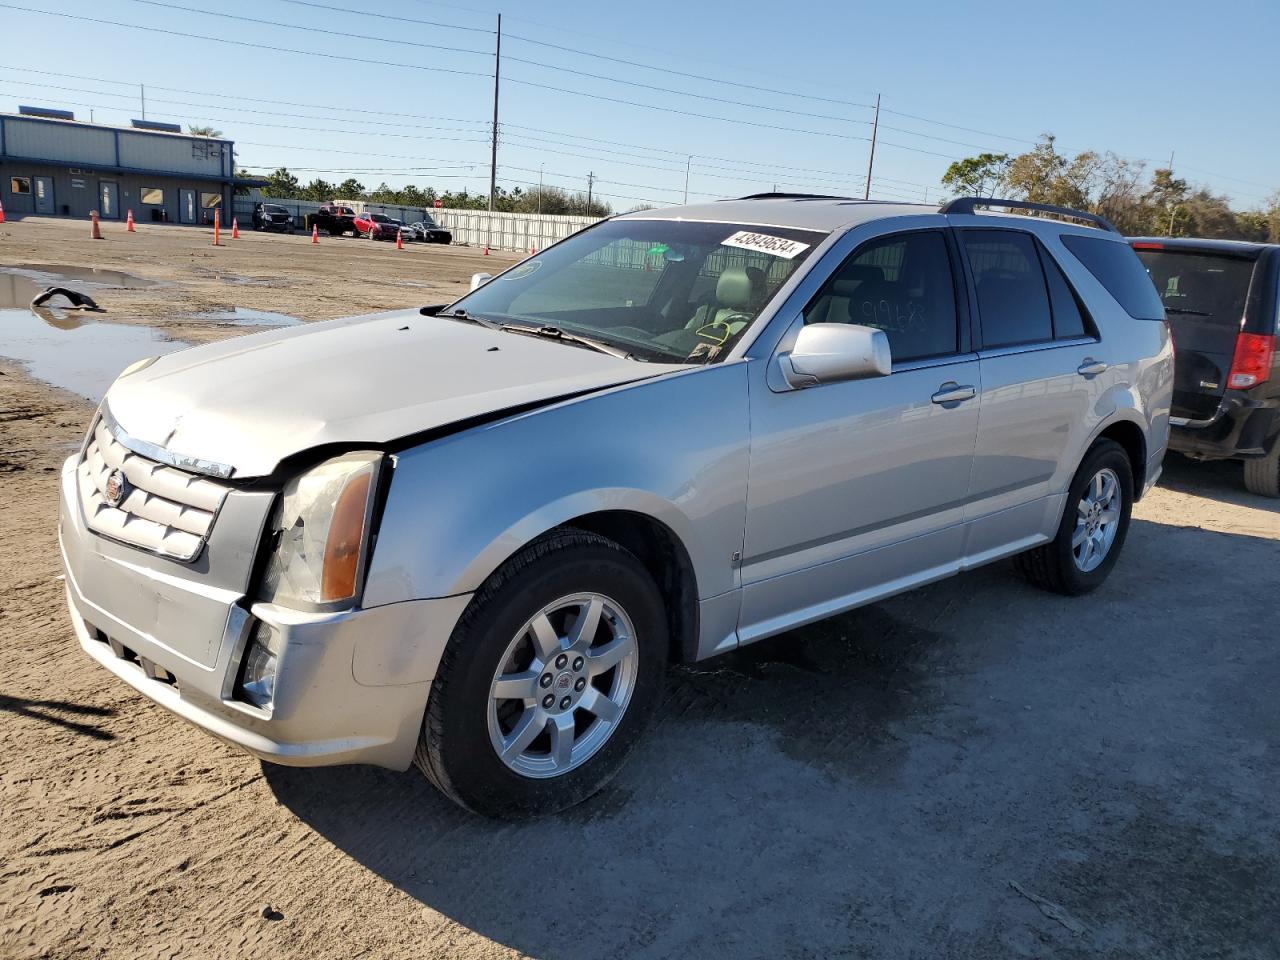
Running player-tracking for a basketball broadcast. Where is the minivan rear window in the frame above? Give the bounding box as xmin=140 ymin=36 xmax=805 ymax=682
xmin=1062 ymin=235 xmax=1165 ymax=320
xmin=1133 ymin=250 xmax=1256 ymax=329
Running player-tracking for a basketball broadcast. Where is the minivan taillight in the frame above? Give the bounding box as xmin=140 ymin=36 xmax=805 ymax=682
xmin=1227 ymin=332 xmax=1275 ymax=389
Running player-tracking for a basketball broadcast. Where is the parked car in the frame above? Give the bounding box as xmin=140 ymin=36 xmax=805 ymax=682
xmin=1130 ymin=238 xmax=1279 ymax=496
xmin=354 ymin=212 xmax=402 ymax=241
xmin=406 ymin=216 xmax=452 ymax=245
xmin=306 ymin=203 xmax=358 ymax=237
xmin=252 ymin=202 xmax=294 ymax=233
xmin=59 ymin=195 xmax=1171 ymax=818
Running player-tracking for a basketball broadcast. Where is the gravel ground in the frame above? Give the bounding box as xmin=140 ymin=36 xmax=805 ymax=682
xmin=1 ymin=217 xmax=1277 ymax=959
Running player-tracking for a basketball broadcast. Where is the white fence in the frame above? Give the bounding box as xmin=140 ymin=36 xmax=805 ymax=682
xmin=235 ymin=194 xmax=603 ymax=252
xmin=430 ymin=209 xmax=602 ymax=252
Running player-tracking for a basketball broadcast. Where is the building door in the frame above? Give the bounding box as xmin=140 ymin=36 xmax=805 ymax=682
xmin=180 ymin=189 xmax=197 ymax=223
xmin=98 ymin=181 xmax=120 ymax=219
xmin=34 ymin=177 xmax=55 ymax=214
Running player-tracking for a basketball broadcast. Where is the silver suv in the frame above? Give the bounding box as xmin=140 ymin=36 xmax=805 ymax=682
xmin=59 ymin=195 xmax=1172 ymax=817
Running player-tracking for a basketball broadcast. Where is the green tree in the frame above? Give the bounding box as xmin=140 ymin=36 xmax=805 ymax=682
xmin=187 ymin=124 xmax=222 ymax=138
xmin=301 ymin=178 xmax=336 ymax=203
xmin=940 ymin=152 xmax=1011 ymax=198
xmin=335 ymin=178 xmax=366 ymax=201
xmin=264 ymin=167 xmax=300 ymax=199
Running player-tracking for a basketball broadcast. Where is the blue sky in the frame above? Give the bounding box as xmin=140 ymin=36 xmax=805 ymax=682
xmin=1 ymin=0 xmax=1276 ymax=211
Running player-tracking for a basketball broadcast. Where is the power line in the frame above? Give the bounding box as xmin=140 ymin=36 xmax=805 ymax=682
xmin=0 ymin=4 xmax=490 ymax=78
xmin=274 ymin=0 xmax=493 ymax=33
xmin=120 ymin=0 xmax=490 ymax=55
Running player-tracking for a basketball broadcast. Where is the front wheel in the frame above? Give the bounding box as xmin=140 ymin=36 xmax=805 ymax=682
xmin=415 ymin=529 xmax=667 ymax=818
xmin=1016 ymin=439 xmax=1134 ymax=595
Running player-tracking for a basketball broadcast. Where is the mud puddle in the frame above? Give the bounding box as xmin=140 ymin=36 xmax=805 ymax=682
xmin=6 ymin=264 xmax=158 ymax=288
xmin=0 ymin=308 xmax=189 ymax=402
xmin=184 ymin=307 xmax=302 ymax=327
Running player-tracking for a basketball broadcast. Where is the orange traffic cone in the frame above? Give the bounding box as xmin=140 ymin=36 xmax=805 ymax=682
xmin=311 ymin=224 xmax=319 ymax=244
xmin=0 ymin=198 xmax=5 ymax=224
xmin=91 ymin=210 xmax=103 ymax=240
xmin=126 ymin=209 xmax=135 ymax=232
xmin=483 ymin=246 xmax=490 ymax=256
xmin=231 ymin=217 xmax=240 ymax=240
xmin=396 ymin=230 xmax=404 ymax=250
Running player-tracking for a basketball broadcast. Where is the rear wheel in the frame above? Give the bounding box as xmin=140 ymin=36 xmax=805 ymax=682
xmin=415 ymin=529 xmax=666 ymax=819
xmin=1016 ymin=439 xmax=1134 ymax=596
xmin=1243 ymin=439 xmax=1280 ymax=497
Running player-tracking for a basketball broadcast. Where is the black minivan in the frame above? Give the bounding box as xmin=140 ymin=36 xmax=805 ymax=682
xmin=1131 ymin=238 xmax=1280 ymax=496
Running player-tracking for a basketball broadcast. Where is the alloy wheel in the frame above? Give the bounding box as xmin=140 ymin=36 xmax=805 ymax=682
xmin=487 ymin=593 xmax=638 ymax=779
xmin=1073 ymin=467 xmax=1121 ymax=572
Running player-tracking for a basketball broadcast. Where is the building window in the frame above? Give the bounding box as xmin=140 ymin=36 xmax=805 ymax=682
xmin=201 ymin=192 xmax=222 ymax=209
xmin=141 ymin=187 xmax=165 ymax=205
xmin=10 ymin=177 xmax=31 ymax=195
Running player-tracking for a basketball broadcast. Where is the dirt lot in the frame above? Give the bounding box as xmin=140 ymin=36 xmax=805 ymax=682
xmin=1 ymin=217 xmax=1277 ymax=959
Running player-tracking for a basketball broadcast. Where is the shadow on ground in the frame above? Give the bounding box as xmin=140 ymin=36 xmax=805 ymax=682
xmin=265 ymin=488 xmax=1280 ymax=959
xmin=1158 ymin=452 xmax=1279 ymax=511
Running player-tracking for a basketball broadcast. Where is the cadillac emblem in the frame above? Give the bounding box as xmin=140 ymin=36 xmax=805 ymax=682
xmin=104 ymin=469 xmax=128 ymax=507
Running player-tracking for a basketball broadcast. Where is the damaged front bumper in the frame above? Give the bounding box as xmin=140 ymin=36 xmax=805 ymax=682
xmin=58 ymin=456 xmax=471 ymax=770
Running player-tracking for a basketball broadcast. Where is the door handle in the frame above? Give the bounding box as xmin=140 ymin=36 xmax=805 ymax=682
xmin=1077 ymin=358 xmax=1109 ymax=378
xmin=931 ymin=382 xmax=977 ymax=405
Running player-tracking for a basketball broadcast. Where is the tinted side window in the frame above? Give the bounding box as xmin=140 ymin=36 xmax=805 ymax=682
xmin=1040 ymin=247 xmax=1088 ymax=339
xmin=1062 ymin=234 xmax=1165 ymax=320
xmin=963 ymin=230 xmax=1052 ymax=347
xmin=803 ymin=231 xmax=958 ymax=362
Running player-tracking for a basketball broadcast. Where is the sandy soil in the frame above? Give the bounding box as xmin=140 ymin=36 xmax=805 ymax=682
xmin=1 ymin=217 xmax=1277 ymax=959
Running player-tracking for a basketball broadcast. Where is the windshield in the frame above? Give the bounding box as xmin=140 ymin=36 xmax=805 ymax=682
xmin=371 ymin=214 xmax=389 ymax=223
xmin=422 ymin=215 xmax=438 ymax=226
xmin=449 ymin=218 xmax=826 ymax=363
xmin=1136 ymin=249 xmax=1257 ymax=327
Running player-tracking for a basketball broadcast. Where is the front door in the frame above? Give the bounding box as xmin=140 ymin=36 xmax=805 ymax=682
xmin=34 ymin=177 xmax=54 ymax=214
xmin=180 ymin=189 xmax=197 ymax=223
xmin=98 ymin=181 xmax=119 ymax=219
xmin=739 ymin=227 xmax=980 ymax=643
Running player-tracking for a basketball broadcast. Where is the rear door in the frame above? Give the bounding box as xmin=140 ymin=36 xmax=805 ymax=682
xmin=1133 ymin=245 xmax=1259 ymax=422
xmin=959 ymin=229 xmax=1106 ymax=541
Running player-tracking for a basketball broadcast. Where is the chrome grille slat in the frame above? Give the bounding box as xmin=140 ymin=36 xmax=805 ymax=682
xmin=77 ymin=417 xmax=229 ymax=562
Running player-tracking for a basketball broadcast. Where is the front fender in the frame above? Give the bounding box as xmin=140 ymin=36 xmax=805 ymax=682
xmin=362 ymin=362 xmax=751 ymax=607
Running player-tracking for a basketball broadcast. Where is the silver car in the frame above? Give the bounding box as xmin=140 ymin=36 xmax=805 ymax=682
xmin=58 ymin=195 xmax=1172 ymax=817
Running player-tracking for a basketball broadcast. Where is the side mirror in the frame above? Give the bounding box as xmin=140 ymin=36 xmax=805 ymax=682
xmin=470 ymin=272 xmax=493 ymax=292
xmin=778 ymin=323 xmax=891 ymax=389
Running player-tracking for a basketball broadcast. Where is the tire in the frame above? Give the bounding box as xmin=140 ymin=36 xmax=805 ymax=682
xmin=1015 ymin=439 xmax=1134 ymax=596
xmin=1242 ymin=439 xmax=1280 ymax=498
xmin=415 ymin=529 xmax=667 ymax=819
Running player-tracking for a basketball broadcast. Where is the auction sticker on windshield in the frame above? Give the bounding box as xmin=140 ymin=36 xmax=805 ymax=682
xmin=722 ymin=230 xmax=811 ymax=259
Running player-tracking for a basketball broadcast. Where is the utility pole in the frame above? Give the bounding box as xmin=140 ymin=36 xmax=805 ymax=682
xmin=1168 ymin=149 xmax=1175 ymax=173
xmin=684 ymin=155 xmax=691 ymax=204
xmin=488 ymin=13 xmax=501 ymax=212
xmin=863 ymin=93 xmax=880 ymax=200
xmin=140 ymin=84 xmax=146 ymax=120
xmin=586 ymin=172 xmax=594 ymax=214
xmin=537 ymin=164 xmax=543 ymax=215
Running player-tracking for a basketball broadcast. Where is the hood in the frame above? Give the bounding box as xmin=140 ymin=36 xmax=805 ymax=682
xmin=105 ymin=309 xmax=680 ymax=478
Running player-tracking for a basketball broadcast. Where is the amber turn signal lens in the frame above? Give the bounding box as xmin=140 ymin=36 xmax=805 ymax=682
xmin=321 ymin=472 xmax=373 ymax=602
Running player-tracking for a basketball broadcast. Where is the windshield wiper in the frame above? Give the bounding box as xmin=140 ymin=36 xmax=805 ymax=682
xmin=498 ymin=324 xmax=635 ymax=360
xmin=444 ymin=307 xmax=500 ymax=329
xmin=1164 ymin=307 xmax=1212 ymax=317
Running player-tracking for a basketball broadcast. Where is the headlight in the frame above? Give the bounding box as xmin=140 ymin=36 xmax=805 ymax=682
xmin=260 ymin=452 xmax=383 ymax=608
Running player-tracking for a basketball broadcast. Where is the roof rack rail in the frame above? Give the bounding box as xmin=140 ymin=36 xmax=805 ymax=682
xmin=938 ymin=196 xmax=1118 ymax=233
xmin=733 ymin=192 xmax=854 ymax=201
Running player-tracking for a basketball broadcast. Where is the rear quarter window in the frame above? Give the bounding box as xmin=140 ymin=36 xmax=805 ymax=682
xmin=1061 ymin=235 xmax=1165 ymax=320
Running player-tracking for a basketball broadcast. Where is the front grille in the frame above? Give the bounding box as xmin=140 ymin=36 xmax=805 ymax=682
xmin=77 ymin=417 xmax=230 ymax=562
